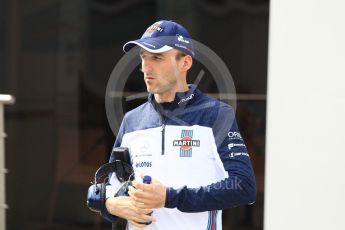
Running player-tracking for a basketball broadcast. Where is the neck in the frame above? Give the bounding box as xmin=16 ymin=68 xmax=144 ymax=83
xmin=154 ymin=82 xmax=189 ymax=103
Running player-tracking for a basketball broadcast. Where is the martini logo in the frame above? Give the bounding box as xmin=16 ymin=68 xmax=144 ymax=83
xmin=173 ymin=130 xmax=200 ymax=157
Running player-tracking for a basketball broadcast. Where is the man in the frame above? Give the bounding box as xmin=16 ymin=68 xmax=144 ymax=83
xmin=102 ymin=20 xmax=256 ymax=229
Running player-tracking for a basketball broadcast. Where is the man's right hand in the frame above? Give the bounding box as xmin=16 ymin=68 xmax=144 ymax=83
xmin=105 ymin=196 xmax=155 ymax=228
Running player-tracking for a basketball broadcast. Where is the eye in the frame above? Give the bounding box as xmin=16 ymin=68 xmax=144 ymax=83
xmin=152 ymin=56 xmax=162 ymax=60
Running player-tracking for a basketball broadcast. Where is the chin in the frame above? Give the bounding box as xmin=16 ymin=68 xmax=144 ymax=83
xmin=146 ymin=86 xmax=155 ymax=94
xmin=146 ymin=85 xmax=159 ymax=93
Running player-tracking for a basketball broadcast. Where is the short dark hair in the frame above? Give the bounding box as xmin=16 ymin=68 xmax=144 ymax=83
xmin=175 ymin=51 xmax=187 ymax=60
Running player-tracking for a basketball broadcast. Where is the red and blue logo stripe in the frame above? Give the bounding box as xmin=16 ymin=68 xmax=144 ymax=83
xmin=206 ymin=210 xmax=218 ymax=230
xmin=180 ymin=130 xmax=193 ymax=157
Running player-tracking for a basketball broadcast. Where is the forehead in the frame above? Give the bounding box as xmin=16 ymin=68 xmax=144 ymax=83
xmin=139 ymin=48 xmax=178 ymax=56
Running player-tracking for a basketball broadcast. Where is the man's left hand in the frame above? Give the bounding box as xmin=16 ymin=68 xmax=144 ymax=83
xmin=128 ymin=177 xmax=167 ymax=210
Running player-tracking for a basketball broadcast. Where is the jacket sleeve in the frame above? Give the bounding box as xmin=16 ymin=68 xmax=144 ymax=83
xmin=165 ymin=105 xmax=256 ymax=212
xmin=99 ymin=115 xmax=127 ymax=222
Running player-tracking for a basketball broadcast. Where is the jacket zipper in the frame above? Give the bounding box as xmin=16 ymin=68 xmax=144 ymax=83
xmin=154 ymin=100 xmax=166 ymax=155
xmin=161 ymin=117 xmax=166 ymax=155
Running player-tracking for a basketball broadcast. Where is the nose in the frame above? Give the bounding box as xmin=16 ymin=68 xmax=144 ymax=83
xmin=141 ymin=59 xmax=152 ymax=74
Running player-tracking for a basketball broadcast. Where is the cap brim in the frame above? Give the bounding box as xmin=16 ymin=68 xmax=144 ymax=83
xmin=123 ymin=39 xmax=173 ymax=53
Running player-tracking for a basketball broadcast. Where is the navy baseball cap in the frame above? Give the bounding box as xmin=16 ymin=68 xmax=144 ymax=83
xmin=123 ymin=20 xmax=194 ymax=56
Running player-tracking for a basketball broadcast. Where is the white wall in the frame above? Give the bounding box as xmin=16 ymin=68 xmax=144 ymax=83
xmin=265 ymin=0 xmax=345 ymax=229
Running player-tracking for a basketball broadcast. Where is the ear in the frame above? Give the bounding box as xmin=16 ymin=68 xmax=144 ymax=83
xmin=181 ymin=55 xmax=193 ymax=72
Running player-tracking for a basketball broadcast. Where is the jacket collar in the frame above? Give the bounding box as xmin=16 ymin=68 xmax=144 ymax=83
xmin=148 ymin=84 xmax=200 ymax=111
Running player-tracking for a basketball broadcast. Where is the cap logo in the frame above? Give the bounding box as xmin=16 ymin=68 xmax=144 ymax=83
xmin=142 ymin=42 xmax=155 ymax=48
xmin=146 ymin=23 xmax=164 ymax=33
xmin=177 ymin=34 xmax=190 ymax=44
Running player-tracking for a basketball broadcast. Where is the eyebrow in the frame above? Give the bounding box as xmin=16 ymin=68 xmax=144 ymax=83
xmin=139 ymin=50 xmax=164 ymax=57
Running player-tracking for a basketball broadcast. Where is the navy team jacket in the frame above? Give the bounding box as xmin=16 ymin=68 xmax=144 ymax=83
xmin=102 ymin=84 xmax=256 ymax=230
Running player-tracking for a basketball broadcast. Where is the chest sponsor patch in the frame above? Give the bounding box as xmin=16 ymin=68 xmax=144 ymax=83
xmin=229 ymin=152 xmax=249 ymax=158
xmin=135 ymin=161 xmax=152 ymax=168
xmin=227 ymin=131 xmax=243 ymax=140
xmin=173 ymin=130 xmax=200 ymax=157
xmin=227 ymin=143 xmax=246 ymax=150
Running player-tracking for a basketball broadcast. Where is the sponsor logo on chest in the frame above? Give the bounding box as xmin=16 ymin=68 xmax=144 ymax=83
xmin=135 ymin=161 xmax=152 ymax=168
xmin=173 ymin=130 xmax=200 ymax=157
